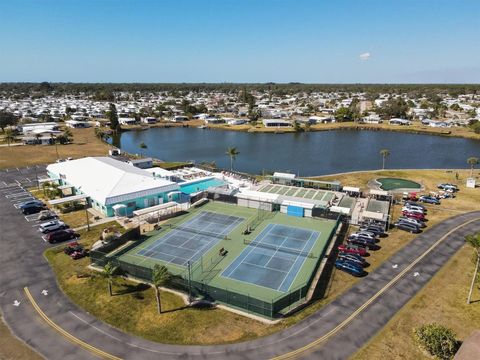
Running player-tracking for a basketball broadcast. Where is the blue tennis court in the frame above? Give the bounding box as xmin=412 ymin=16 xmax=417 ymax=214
xmin=137 ymin=211 xmax=244 ymax=267
xmin=221 ymin=224 xmax=319 ymax=292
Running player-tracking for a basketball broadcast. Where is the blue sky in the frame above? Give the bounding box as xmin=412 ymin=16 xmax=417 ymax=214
xmin=1 ymin=0 xmax=479 ymax=83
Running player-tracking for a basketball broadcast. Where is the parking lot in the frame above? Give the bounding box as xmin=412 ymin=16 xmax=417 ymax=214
xmin=0 ymin=166 xmax=76 ymax=243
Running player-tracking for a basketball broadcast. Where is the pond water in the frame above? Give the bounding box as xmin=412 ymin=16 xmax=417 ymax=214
xmin=111 ymin=128 xmax=480 ymax=176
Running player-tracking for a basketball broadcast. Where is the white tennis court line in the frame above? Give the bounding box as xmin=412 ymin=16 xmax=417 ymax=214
xmin=277 ymin=230 xmax=316 ymax=292
xmin=137 ymin=211 xmax=244 ymax=267
xmin=223 ymin=223 xmax=319 ymax=292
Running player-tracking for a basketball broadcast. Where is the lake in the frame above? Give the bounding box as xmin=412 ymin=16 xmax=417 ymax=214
xmin=111 ymin=128 xmax=480 ymax=176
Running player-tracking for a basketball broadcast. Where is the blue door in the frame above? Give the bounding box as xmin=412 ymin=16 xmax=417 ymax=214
xmin=287 ymin=205 xmax=304 ymax=217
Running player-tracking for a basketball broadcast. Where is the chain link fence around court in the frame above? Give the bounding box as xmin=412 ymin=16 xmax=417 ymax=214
xmin=89 ymin=215 xmax=343 ymax=318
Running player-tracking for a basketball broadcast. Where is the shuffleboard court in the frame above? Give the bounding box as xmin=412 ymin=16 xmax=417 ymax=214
xmin=221 ymin=223 xmax=319 ymax=292
xmin=137 ymin=211 xmax=244 ymax=267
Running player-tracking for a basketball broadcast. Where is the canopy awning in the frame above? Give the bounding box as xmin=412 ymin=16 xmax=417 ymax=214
xmin=48 ymin=194 xmax=89 ymax=205
xmin=370 ymin=189 xmax=389 ymax=196
xmin=132 ymin=201 xmax=178 ymax=216
xmin=343 ymin=186 xmax=360 ymax=193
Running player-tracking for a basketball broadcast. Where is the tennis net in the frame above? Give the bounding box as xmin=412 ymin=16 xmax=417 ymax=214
xmin=170 ymin=224 xmax=230 ymax=240
xmin=244 ymin=239 xmax=314 ymax=258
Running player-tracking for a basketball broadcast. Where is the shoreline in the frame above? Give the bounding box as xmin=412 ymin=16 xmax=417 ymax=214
xmin=118 ymin=121 xmax=480 ymax=141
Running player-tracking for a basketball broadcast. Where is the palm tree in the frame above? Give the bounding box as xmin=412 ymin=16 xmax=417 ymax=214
xmin=465 ymin=233 xmax=480 ymax=304
xmin=101 ymin=262 xmax=118 ymax=296
xmin=63 ymin=128 xmax=73 ymax=143
xmin=225 ymin=147 xmax=239 ymax=171
xmin=467 ymin=157 xmax=479 ymax=177
xmin=4 ymin=129 xmax=16 ymax=146
xmin=380 ymin=149 xmax=390 ymax=170
xmin=152 ymin=264 xmax=172 ymax=314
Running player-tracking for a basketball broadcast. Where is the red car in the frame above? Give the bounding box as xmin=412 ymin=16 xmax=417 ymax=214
xmin=338 ymin=244 xmax=367 ymax=256
xmin=42 ymin=229 xmax=79 ymax=244
xmin=402 ymin=210 xmax=425 ymax=220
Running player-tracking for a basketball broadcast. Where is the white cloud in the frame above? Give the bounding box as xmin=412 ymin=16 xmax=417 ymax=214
xmin=359 ymin=52 xmax=371 ymax=61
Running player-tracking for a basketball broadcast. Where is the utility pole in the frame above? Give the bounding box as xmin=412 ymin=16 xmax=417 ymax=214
xmin=85 ymin=206 xmax=90 ymax=231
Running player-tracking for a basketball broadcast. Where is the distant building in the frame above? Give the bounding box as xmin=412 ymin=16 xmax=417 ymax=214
xmin=389 ymin=118 xmax=412 ymax=126
xmin=142 ymin=117 xmax=157 ymax=124
xmin=262 ymin=119 xmax=292 ymax=127
xmin=65 ymin=120 xmax=90 ymax=128
xmin=118 ymin=117 xmax=137 ymax=125
xmin=172 ymin=115 xmax=189 ymax=122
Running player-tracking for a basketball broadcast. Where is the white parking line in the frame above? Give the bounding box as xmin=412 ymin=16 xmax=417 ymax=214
xmin=6 ymin=192 xmax=29 ymax=198
xmin=12 ymin=197 xmax=33 ymax=203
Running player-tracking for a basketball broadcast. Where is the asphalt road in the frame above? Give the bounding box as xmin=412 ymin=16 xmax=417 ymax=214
xmin=1 ymin=166 xmax=479 ymax=360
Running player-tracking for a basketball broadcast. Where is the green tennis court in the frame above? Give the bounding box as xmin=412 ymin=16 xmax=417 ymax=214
xmin=116 ymin=201 xmax=339 ymax=317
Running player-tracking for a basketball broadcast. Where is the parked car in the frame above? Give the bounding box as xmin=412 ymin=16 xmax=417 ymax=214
xmin=419 ymin=195 xmax=441 ymax=205
xmin=70 ymin=249 xmax=88 ymax=260
xmin=438 ymin=183 xmax=458 ymax=192
xmin=403 ymin=202 xmax=427 ymax=211
xmin=394 ymin=221 xmax=421 ymax=233
xmin=37 ymin=210 xmax=57 ymax=221
xmin=42 ymin=229 xmax=79 ymax=244
xmin=349 ymin=231 xmax=377 ymax=240
xmin=348 ymin=234 xmax=376 ymax=243
xmin=404 ymin=200 xmax=426 ymax=208
xmin=39 ymin=220 xmax=68 ymax=234
xmin=335 ymin=259 xmax=364 ymax=277
xmin=19 ymin=199 xmax=44 ymax=208
xmin=397 ymin=216 xmax=426 ymax=228
xmin=21 ymin=203 xmax=45 ymax=215
xmin=64 ymin=242 xmax=82 ymax=255
xmin=338 ymin=252 xmax=367 ymax=267
xmin=402 ymin=210 xmax=425 ymax=220
xmin=338 ymin=243 xmax=367 ymax=256
xmin=402 ymin=192 xmax=419 ymax=201
xmin=347 ymin=237 xmax=378 ymax=249
xmin=359 ymin=225 xmax=385 ymax=236
xmin=401 ymin=206 xmax=425 ymax=214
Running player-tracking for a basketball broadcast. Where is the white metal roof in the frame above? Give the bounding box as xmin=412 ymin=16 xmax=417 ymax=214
xmin=273 ymin=172 xmax=296 ymax=179
xmin=281 ymin=200 xmax=315 ymax=209
xmin=144 ymin=167 xmax=174 ymax=178
xmin=46 ymin=157 xmax=179 ymax=206
xmin=343 ymin=186 xmax=361 ymax=193
xmin=237 ymin=189 xmax=279 ymax=202
xmin=48 ymin=194 xmax=89 ymax=205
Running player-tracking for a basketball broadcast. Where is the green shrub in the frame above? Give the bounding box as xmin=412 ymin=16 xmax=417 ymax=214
xmin=413 ymin=323 xmax=459 ymax=360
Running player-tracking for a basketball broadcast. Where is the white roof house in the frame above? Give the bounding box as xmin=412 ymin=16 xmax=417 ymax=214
xmin=46 ymin=157 xmax=179 ymax=206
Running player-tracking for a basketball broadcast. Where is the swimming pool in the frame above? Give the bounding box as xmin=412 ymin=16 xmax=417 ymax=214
xmin=179 ymin=177 xmax=226 ymax=194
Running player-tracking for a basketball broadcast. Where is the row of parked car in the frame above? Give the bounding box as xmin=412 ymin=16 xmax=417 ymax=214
xmin=394 ymin=183 xmax=459 ymax=234
xmin=335 ymin=223 xmax=387 ymax=277
xmin=18 ymin=199 xmax=81 ymax=245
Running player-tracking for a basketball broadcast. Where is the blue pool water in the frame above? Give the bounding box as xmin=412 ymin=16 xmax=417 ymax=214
xmin=179 ymin=177 xmax=226 ymax=194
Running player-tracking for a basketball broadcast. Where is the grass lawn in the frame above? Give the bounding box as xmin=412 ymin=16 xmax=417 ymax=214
xmin=0 ymin=316 xmax=42 ymax=360
xmin=352 ymin=245 xmax=480 ymax=360
xmin=314 ymin=169 xmax=480 ymax=359
xmin=0 ymin=127 xmax=110 ymax=169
